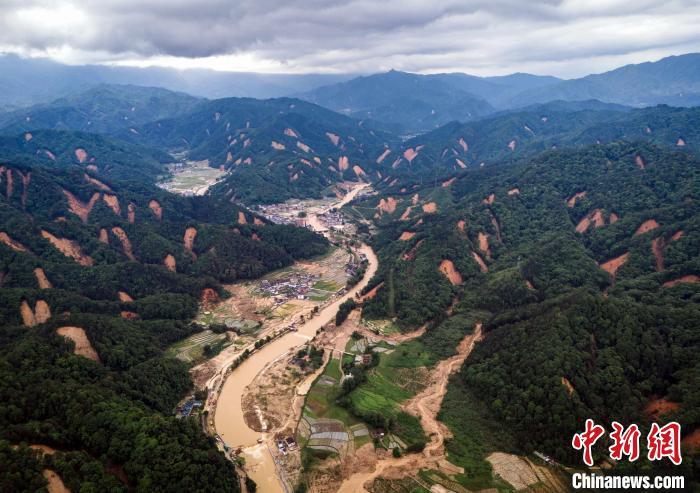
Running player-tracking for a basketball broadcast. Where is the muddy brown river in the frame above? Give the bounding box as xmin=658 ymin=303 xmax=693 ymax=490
xmin=213 ymin=187 xmax=377 ymax=492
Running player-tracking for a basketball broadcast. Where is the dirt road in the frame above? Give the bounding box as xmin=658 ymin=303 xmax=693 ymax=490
xmin=337 ymin=323 xmax=483 ymax=493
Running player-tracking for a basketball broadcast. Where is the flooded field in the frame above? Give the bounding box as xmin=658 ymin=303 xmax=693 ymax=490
xmin=158 ymin=159 xmax=226 ymax=195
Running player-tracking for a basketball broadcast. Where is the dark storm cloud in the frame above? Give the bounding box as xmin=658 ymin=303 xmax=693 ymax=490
xmin=1 ymin=0 xmax=699 ymax=76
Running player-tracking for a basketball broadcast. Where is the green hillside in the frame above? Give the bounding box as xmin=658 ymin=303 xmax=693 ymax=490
xmin=356 ymin=141 xmax=700 ymax=482
xmin=0 ymin=154 xmax=328 ymax=489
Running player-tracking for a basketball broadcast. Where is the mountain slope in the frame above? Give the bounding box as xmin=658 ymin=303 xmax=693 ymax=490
xmin=0 ymin=84 xmax=203 ymax=135
xmin=0 ymin=130 xmax=172 ymax=183
xmin=375 ymin=105 xmax=700 ymax=190
xmin=125 ymin=97 xmax=397 ymax=203
xmin=0 ymin=152 xmax=328 ymax=489
xmin=351 ymin=141 xmax=700 ymax=482
xmin=509 ymin=53 xmax=700 ymax=107
xmin=298 ymin=70 xmax=496 ymax=133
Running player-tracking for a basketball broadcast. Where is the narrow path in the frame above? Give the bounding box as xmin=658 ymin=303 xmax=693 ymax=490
xmin=337 ymin=323 xmax=483 ymax=492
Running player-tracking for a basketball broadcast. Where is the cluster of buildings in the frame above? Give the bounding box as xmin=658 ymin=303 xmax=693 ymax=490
xmin=276 ymin=436 xmax=298 ymax=455
xmin=257 ymin=202 xmax=308 ymax=226
xmin=316 ymin=211 xmax=346 ymax=230
xmin=176 ymin=399 xmax=203 ymax=418
xmin=258 ymin=273 xmax=319 ymax=301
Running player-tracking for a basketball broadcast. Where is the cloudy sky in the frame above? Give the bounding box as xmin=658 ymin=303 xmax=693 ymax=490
xmin=1 ymin=0 xmax=699 ymax=78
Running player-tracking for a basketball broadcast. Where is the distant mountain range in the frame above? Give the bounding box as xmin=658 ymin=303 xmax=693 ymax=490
xmin=298 ymin=53 xmax=700 ymax=133
xmin=0 ymin=53 xmax=354 ymax=108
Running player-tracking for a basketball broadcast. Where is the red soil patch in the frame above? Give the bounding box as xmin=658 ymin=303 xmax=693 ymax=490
xmin=458 ymin=137 xmax=468 ymax=152
xmin=671 ymin=230 xmax=684 ymax=241
xmin=599 ymin=252 xmax=629 ymax=277
xmin=634 ymin=219 xmax=659 ymax=236
xmin=483 ymin=193 xmax=495 ymax=205
xmin=0 ymin=232 xmax=27 ymax=251
xmin=326 ymin=132 xmax=340 ymax=146
xmin=403 ymin=148 xmax=418 ymax=162
xmin=102 ymin=194 xmax=121 ymax=216
xmin=644 ymin=398 xmax=680 ymax=417
xmin=567 ymin=191 xmax=587 ymax=208
xmin=508 ymin=140 xmax=516 ymax=151
xmin=575 ymin=209 xmax=605 ymax=233
xmin=651 ymin=237 xmax=665 ymax=272
xmin=402 ymin=239 xmax=423 ymax=261
xmin=148 ymin=200 xmax=162 ymax=220
xmin=442 ymin=177 xmax=455 ymax=187
xmin=127 ymin=203 xmax=136 ymax=224
xmin=34 ymin=268 xmax=52 ymax=289
xmin=376 ymin=149 xmax=391 ymax=164
xmin=84 ymin=174 xmax=112 ymax=192
xmin=111 ymin=227 xmax=135 ymax=261
xmin=439 ymin=259 xmax=463 ymax=285
xmin=24 ymin=132 xmax=33 ymax=141
xmin=254 ymin=217 xmax=265 ymax=226
xmin=44 ymin=150 xmax=56 ymax=160
xmin=561 ymin=377 xmax=575 ymax=397
xmin=399 ymin=231 xmax=416 ymax=241
xmin=201 ymin=288 xmax=219 ymax=307
xmin=251 ymin=233 xmax=261 ymax=241
xmin=63 ymin=190 xmax=100 ymax=223
xmin=456 ymin=158 xmax=467 ymax=169
xmin=471 ymin=251 xmax=488 ymax=272
xmin=456 ymin=220 xmax=466 ymax=232
xmin=676 ymin=138 xmax=686 ymax=147
xmin=284 ymin=128 xmax=299 ymax=138
xmin=74 ymin=148 xmax=88 ymax=163
xmin=635 ymin=155 xmax=646 ymax=169
xmin=118 ymin=291 xmax=133 ymax=302
xmin=422 ymin=202 xmax=437 ymax=213
xmin=609 ymin=213 xmax=619 ymax=224
xmin=57 ymin=326 xmax=100 ymax=362
xmin=525 ymin=279 xmax=534 ymax=290
xmin=183 ymin=227 xmax=197 ymax=253
xmin=271 ymin=141 xmax=286 ymax=150
xmin=377 ymin=197 xmax=398 ymax=214
xmin=98 ymin=228 xmax=109 ymax=244
xmin=361 ymin=282 xmax=384 ymax=301
xmin=507 ymin=188 xmax=520 ymax=196
xmin=163 ymin=254 xmax=177 ymax=272
xmin=353 ymin=165 xmax=367 ymax=178
xmin=338 ymin=156 xmax=350 ymax=171
xmin=399 ymin=206 xmax=413 ymax=221
xmin=411 ymin=194 xmax=419 ymax=205
xmin=237 ymin=211 xmax=247 ymax=224
xmin=121 ymin=311 xmax=138 ymax=319
xmin=663 ymin=275 xmax=700 ymax=288
xmin=478 ymin=232 xmax=491 ymax=256
xmin=41 ymin=230 xmax=93 ymax=266
xmin=18 ymin=170 xmax=31 ymax=206
xmin=20 ymin=300 xmax=36 ymax=326
xmin=43 ymin=469 xmax=70 ymax=493
xmin=297 ymin=141 xmax=311 ymax=153
xmin=5 ymin=169 xmax=12 ymax=199
xmin=226 ymin=152 xmax=234 ymax=163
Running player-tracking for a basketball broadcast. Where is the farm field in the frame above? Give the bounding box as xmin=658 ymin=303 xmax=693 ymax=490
xmin=166 ymin=329 xmax=234 ymax=364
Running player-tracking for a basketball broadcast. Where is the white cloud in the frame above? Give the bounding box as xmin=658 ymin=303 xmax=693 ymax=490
xmin=0 ymin=0 xmax=699 ymax=77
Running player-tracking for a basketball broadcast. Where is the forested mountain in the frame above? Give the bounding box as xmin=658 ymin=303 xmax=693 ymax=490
xmin=374 ymin=105 xmax=700 ymax=190
xmin=509 ymin=53 xmax=700 ymax=108
xmin=0 ymin=84 xmax=203 ymax=135
xmin=297 ymin=70 xmax=497 ymax=133
xmin=351 ymin=141 xmax=700 ymax=482
xmin=0 ymin=150 xmax=328 ymax=489
xmin=123 ymin=97 xmax=397 ymax=203
xmin=0 ymin=54 xmax=353 ymax=107
xmin=0 ymin=130 xmax=172 ymax=183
